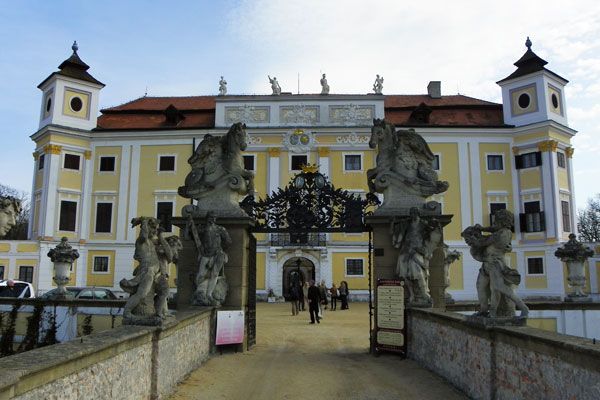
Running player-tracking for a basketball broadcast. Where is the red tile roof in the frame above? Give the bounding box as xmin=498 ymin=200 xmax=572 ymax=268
xmin=95 ymin=94 xmax=505 ymax=131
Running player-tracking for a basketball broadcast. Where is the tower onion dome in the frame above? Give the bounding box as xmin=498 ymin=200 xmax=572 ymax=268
xmin=497 ymin=37 xmax=568 ymax=84
xmin=38 ymin=41 xmax=105 ymax=88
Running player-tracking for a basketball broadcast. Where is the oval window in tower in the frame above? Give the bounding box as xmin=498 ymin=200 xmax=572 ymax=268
xmin=551 ymin=93 xmax=559 ymax=109
xmin=518 ymin=93 xmax=530 ymax=109
xmin=70 ymin=96 xmax=83 ymax=112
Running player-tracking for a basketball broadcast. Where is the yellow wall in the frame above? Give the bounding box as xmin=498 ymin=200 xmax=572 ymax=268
xmin=17 ymin=243 xmax=39 ymax=253
xmin=58 ymin=161 xmax=83 ymax=190
xmin=15 ymin=259 xmax=38 ymax=283
xmin=256 ymin=252 xmax=266 ymax=290
xmin=479 ymin=144 xmax=513 ymax=230
xmin=77 ymin=314 xmax=122 ymax=336
xmin=331 ymin=252 xmax=369 ymax=290
xmin=524 ymin=251 xmax=547 ymax=289
xmin=329 ymin=150 xmax=373 ymax=192
xmin=557 ymin=168 xmax=569 ymax=190
xmin=526 ymin=318 xmax=557 ymax=332
xmin=0 ymin=244 xmax=10 ymax=252
xmin=86 ymin=250 xmax=115 ymax=287
xmin=431 ymin=143 xmax=461 ymax=240
xmin=92 ymin=146 xmax=122 ymax=191
xmin=448 ymin=257 xmax=463 ymax=290
xmin=519 ymin=169 xmax=541 ymax=190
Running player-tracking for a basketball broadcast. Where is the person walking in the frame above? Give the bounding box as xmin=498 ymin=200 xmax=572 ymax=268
xmin=329 ymin=283 xmax=338 ymax=311
xmin=290 ymin=282 xmax=300 ymax=316
xmin=301 ymin=281 xmax=309 ymax=311
xmin=307 ymin=280 xmax=321 ymax=324
xmin=318 ymin=280 xmax=328 ymax=318
xmin=339 ymin=281 xmax=349 ymax=310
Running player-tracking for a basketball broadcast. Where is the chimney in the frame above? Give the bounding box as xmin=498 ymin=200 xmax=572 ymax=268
xmin=427 ymin=81 xmax=441 ymax=98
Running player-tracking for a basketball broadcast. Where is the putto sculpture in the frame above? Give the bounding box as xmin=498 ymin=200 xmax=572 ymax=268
xmin=120 ymin=217 xmax=181 ymax=325
xmin=462 ymin=209 xmax=529 ymax=319
xmin=373 ymin=74 xmax=384 ymax=94
xmin=178 ymin=122 xmax=254 ymax=216
xmin=368 ymin=119 xmax=448 ymax=214
xmin=268 ymin=75 xmax=281 ymax=95
xmin=442 ymin=244 xmax=461 ymax=303
xmin=320 ymin=73 xmax=330 ymax=95
xmin=391 ymin=208 xmax=442 ymax=305
xmin=0 ymin=196 xmax=22 ymax=237
xmin=555 ymin=234 xmax=594 ymax=301
xmin=218 ymin=76 xmax=227 ymax=96
xmin=186 ymin=212 xmax=232 ymax=307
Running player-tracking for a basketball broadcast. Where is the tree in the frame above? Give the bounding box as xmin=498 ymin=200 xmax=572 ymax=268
xmin=577 ymin=194 xmax=600 ymax=242
xmin=0 ymin=183 xmax=30 ymax=240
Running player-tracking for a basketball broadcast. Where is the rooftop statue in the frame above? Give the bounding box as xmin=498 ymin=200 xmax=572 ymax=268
xmin=320 ymin=73 xmax=330 ymax=95
xmin=218 ymin=76 xmax=227 ymax=96
xmin=368 ymin=119 xmax=448 ymax=213
xmin=268 ymin=75 xmax=281 ymax=95
xmin=0 ymin=196 xmax=22 ymax=237
xmin=373 ymin=74 xmax=384 ymax=94
xmin=462 ymin=209 xmax=529 ymax=318
xmin=178 ymin=122 xmax=254 ymax=216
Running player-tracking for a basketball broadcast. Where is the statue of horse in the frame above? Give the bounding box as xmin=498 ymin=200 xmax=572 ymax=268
xmin=179 ymin=122 xmax=254 ymax=215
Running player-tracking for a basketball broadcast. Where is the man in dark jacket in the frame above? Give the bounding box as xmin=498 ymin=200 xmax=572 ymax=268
xmin=307 ymin=280 xmax=321 ymax=324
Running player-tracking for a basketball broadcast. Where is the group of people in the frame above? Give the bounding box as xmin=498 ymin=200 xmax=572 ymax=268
xmin=288 ymin=280 xmax=350 ymax=324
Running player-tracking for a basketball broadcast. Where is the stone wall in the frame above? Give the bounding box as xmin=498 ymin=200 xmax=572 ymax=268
xmin=0 ymin=307 xmax=213 ymax=400
xmin=407 ymin=308 xmax=600 ymax=400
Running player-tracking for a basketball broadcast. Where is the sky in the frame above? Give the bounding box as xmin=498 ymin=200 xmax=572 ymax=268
xmin=1 ymin=0 xmax=599 ymax=209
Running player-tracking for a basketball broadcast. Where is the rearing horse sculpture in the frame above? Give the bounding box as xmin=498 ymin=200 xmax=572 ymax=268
xmin=179 ymin=122 xmax=254 ymax=216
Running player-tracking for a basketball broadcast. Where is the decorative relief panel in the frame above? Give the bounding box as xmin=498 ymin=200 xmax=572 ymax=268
xmin=336 ymin=132 xmax=369 ymax=146
xmin=247 ymin=135 xmax=262 ymax=145
xmin=329 ymin=104 xmax=375 ymax=125
xmin=283 ymin=129 xmax=316 ymax=153
xmin=225 ymin=105 xmax=270 ymax=124
xmin=279 ymin=105 xmax=320 ymax=125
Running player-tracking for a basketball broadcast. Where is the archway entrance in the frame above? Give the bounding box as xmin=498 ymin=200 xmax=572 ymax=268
xmin=282 ymin=257 xmax=315 ymax=300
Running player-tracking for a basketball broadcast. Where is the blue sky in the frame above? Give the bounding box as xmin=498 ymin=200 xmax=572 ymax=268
xmin=1 ymin=0 xmax=599 ymax=209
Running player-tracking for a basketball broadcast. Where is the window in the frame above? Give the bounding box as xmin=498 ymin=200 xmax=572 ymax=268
xmin=344 ymin=155 xmax=362 ymax=171
xmin=59 ymin=200 xmax=77 ymax=232
xmin=489 ymin=203 xmax=507 ymax=225
xmin=433 ymin=154 xmax=440 ymax=171
xmin=487 ymin=155 xmax=504 ymax=171
xmin=63 ymin=154 xmax=81 ymax=170
xmin=527 ymin=258 xmax=544 ymax=275
xmin=520 ymin=201 xmax=545 ymax=233
xmin=99 ymin=156 xmax=115 ymax=172
xmin=345 ymin=259 xmax=364 ymax=276
xmin=93 ymin=256 xmax=109 ymax=273
xmin=157 ymin=202 xmax=174 ymax=232
xmin=290 ymin=155 xmax=307 ymax=171
xmin=95 ymin=203 xmax=112 ymax=233
xmin=561 ymin=201 xmax=571 ymax=232
xmin=557 ymin=152 xmax=566 ymax=168
xmin=38 ymin=154 xmax=45 ymax=170
xmin=18 ymin=266 xmax=34 ymax=283
xmin=243 ymin=155 xmax=255 ymax=171
xmin=0 ymin=265 xmax=4 ymax=280
xmin=159 ymin=156 xmax=176 ymax=171
xmin=70 ymin=97 xmax=83 ymax=112
xmin=518 ymin=93 xmax=531 ymax=109
xmin=515 ymin=152 xmax=542 ymax=169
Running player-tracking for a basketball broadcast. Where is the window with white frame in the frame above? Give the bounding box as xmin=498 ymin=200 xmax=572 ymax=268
xmin=557 ymin=151 xmax=566 ymax=168
xmin=561 ymin=200 xmax=571 ymax=232
xmin=59 ymin=200 xmax=77 ymax=231
xmin=95 ymin=202 xmax=113 ymax=233
xmin=99 ymin=156 xmax=116 ymax=172
xmin=290 ymin=155 xmax=307 ymax=171
xmin=487 ymin=154 xmax=504 ymax=171
xmin=527 ymin=257 xmax=544 ymax=275
xmin=93 ymin=256 xmax=109 ymax=273
xmin=0 ymin=265 xmax=4 ymax=280
xmin=63 ymin=153 xmax=81 ymax=170
xmin=158 ymin=155 xmax=176 ymax=171
xmin=38 ymin=154 xmax=45 ymax=170
xmin=243 ymin=155 xmax=255 ymax=171
xmin=19 ymin=266 xmax=34 ymax=283
xmin=344 ymin=154 xmax=362 ymax=171
xmin=432 ymin=154 xmax=440 ymax=171
xmin=345 ymin=258 xmax=364 ymax=276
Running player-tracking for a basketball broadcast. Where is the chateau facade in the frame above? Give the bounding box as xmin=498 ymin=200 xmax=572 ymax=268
xmin=2 ymin=40 xmax=593 ymax=301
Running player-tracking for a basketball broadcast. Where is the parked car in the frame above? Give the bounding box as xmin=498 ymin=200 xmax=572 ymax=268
xmin=65 ymin=287 xmax=119 ymax=300
xmin=0 ymin=280 xmax=36 ymax=298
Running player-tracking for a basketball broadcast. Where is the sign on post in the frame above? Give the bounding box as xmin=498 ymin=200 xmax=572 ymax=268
xmin=375 ymin=279 xmax=406 ymax=356
xmin=216 ymin=310 xmax=245 ymax=346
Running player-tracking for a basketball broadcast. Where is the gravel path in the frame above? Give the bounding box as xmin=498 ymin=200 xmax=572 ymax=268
xmin=170 ymin=302 xmax=467 ymax=400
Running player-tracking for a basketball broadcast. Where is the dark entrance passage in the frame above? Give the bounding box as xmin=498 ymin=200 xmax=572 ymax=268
xmin=282 ymin=257 xmax=315 ymax=300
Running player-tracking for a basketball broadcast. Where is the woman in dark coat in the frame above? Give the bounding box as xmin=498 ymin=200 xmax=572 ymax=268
xmin=339 ymin=281 xmax=349 ymax=310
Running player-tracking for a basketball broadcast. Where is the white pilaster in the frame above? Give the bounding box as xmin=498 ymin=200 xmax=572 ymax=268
xmin=43 ymin=152 xmax=61 ymax=237
xmin=28 ymin=157 xmax=37 ymax=239
xmin=126 ymin=144 xmax=141 ymax=241
xmin=268 ymin=150 xmax=280 ymax=196
xmin=566 ymin=153 xmax=577 ymax=234
xmin=117 ymin=145 xmax=131 ymax=241
xmin=318 ymin=153 xmax=330 ymax=178
xmin=79 ymin=153 xmax=94 ymax=241
xmin=468 ymin=142 xmax=483 ymax=224
xmin=540 ymin=151 xmax=557 ymax=239
xmin=458 ymin=142 xmax=472 ymax=230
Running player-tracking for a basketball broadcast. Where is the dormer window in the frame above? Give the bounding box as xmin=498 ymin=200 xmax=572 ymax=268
xmin=165 ymin=104 xmax=185 ymax=125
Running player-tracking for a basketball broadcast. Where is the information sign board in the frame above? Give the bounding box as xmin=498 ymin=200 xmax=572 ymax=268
xmin=216 ymin=310 xmax=245 ymax=345
xmin=375 ymin=279 xmax=406 ymax=356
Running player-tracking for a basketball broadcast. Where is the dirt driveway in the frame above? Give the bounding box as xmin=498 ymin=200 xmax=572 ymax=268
xmin=170 ymin=302 xmax=466 ymax=400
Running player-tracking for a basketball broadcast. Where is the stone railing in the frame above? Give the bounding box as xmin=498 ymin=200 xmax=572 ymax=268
xmin=407 ymin=308 xmax=600 ymax=400
xmin=0 ymin=307 xmax=213 ymax=400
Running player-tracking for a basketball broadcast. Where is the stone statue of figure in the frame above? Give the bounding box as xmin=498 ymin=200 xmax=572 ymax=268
xmin=373 ymin=74 xmax=384 ymax=94
xmin=120 ymin=217 xmax=181 ymax=324
xmin=187 ymin=212 xmax=232 ymax=306
xmin=391 ymin=208 xmax=442 ymax=304
xmin=0 ymin=196 xmax=22 ymax=237
xmin=218 ymin=76 xmax=227 ymax=96
xmin=320 ymin=73 xmax=330 ymax=95
xmin=368 ymin=119 xmax=448 ymax=212
xmin=461 ymin=209 xmax=529 ymax=318
xmin=268 ymin=75 xmax=281 ymax=95
xmin=178 ymin=122 xmax=254 ymax=216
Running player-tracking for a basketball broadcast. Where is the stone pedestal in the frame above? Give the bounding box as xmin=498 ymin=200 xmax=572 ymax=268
xmin=366 ymin=214 xmax=453 ymax=309
xmin=172 ymin=216 xmax=254 ymax=351
xmin=465 ymin=314 xmax=526 ymax=328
